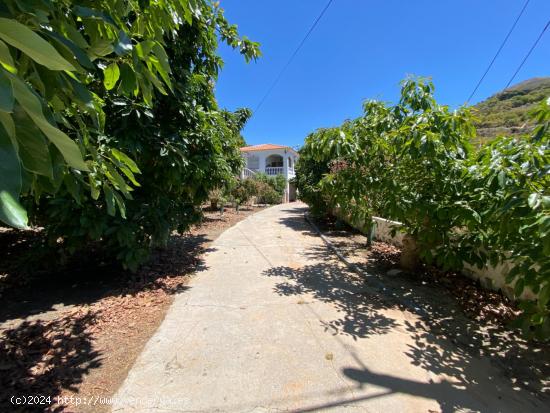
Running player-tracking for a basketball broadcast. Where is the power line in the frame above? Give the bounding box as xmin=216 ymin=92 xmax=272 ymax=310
xmin=466 ymin=0 xmax=530 ymax=103
xmin=505 ymin=18 xmax=550 ymax=89
xmin=254 ymin=0 xmax=334 ymax=114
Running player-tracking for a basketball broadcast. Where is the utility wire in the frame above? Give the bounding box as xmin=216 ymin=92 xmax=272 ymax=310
xmin=466 ymin=0 xmax=530 ymax=103
xmin=254 ymin=0 xmax=334 ymax=114
xmin=505 ymin=18 xmax=550 ymax=88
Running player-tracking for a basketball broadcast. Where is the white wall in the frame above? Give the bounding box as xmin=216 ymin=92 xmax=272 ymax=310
xmin=242 ymin=148 xmax=298 ymax=181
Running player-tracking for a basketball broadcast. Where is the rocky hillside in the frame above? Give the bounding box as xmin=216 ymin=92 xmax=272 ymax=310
xmin=473 ymin=77 xmax=550 ymax=143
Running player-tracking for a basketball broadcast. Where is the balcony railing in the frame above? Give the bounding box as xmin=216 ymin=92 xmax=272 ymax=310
xmin=265 ymin=167 xmax=284 ymax=176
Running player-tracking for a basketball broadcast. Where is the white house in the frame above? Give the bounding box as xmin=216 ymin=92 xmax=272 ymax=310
xmin=239 ymin=144 xmax=299 ymax=202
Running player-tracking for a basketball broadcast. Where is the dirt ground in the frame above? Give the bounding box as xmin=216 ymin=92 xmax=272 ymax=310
xmin=0 ymin=205 xmax=265 ymax=413
xmin=313 ymin=216 xmax=550 ymax=401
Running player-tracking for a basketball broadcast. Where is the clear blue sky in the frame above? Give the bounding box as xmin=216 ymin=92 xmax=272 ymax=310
xmin=215 ymin=0 xmax=550 ymax=148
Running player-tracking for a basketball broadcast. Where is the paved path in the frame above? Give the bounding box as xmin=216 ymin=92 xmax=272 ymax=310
xmin=113 ymin=203 xmax=544 ymax=413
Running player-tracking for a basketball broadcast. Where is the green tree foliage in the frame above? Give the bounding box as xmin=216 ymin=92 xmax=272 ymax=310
xmin=307 ymin=79 xmax=477 ymax=267
xmin=294 ymin=141 xmax=331 ymax=217
xmin=298 ymin=79 xmax=550 ymax=340
xmin=211 ymin=173 xmax=284 ymax=211
xmin=0 ymin=0 xmax=260 ymax=269
xmin=466 ymin=100 xmax=550 ymax=339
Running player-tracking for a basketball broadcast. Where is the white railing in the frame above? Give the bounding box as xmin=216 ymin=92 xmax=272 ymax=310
xmin=265 ymin=167 xmax=284 ymax=176
xmin=242 ymin=168 xmax=257 ymax=178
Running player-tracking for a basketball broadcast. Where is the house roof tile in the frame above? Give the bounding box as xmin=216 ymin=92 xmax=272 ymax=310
xmin=240 ymin=144 xmax=297 ymax=154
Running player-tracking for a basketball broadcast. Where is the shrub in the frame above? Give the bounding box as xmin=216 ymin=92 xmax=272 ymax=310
xmin=250 ymin=173 xmax=284 ymax=204
xmin=229 ymin=178 xmax=259 ymax=211
xmin=256 ymin=183 xmax=282 ymax=205
xmin=209 ymin=188 xmax=228 ymax=211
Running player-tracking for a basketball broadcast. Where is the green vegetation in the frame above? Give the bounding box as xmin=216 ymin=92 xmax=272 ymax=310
xmin=0 ymin=0 xmax=260 ymax=270
xmin=474 ymin=77 xmax=550 ymax=144
xmin=233 ymin=173 xmax=285 ymax=206
xmin=253 ymin=172 xmax=286 ymax=204
xmin=229 ymin=179 xmax=257 ymax=211
xmin=293 ymin=142 xmax=331 ymax=218
xmin=297 ymin=78 xmax=550 ymax=340
xmin=210 ymin=173 xmax=285 ymax=212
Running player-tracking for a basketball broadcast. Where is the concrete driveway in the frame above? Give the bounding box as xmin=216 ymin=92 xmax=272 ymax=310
xmin=112 ymin=203 xmax=544 ymax=412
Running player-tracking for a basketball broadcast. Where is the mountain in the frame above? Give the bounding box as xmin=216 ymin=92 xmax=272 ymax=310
xmin=473 ymin=77 xmax=550 ymax=143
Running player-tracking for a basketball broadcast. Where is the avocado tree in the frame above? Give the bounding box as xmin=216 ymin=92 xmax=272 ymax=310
xmin=0 ymin=0 xmax=260 ymax=269
xmin=465 ymin=100 xmax=550 ymax=339
xmin=299 ymin=79 xmax=550 ymax=339
xmin=309 ymin=79 xmax=478 ymax=269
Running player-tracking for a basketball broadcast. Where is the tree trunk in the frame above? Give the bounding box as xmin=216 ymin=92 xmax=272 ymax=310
xmin=400 ymin=234 xmax=419 ymax=271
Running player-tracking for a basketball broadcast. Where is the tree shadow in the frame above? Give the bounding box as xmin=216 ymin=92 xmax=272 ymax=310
xmin=304 ymin=213 xmax=550 ymax=400
xmin=263 ymin=256 xmax=399 ymax=339
xmin=0 ymin=312 xmax=100 ymax=412
xmin=0 ymin=230 xmax=212 ymax=412
xmin=276 ymin=205 xmax=319 ymax=237
xmin=261 ymin=257 xmax=490 ymax=411
xmin=264 ymin=212 xmax=549 ymax=409
xmin=346 ymin=255 xmax=550 ymax=399
xmin=0 ymin=231 xmax=211 ymax=325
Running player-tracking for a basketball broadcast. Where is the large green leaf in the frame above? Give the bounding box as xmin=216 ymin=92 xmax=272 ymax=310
xmin=89 ymin=39 xmax=115 ymax=59
xmin=111 ymin=148 xmax=141 ymax=173
xmin=112 ymin=190 xmax=126 ymax=219
xmin=103 ymin=184 xmax=116 ymax=216
xmin=67 ymin=77 xmax=94 ymax=111
xmin=10 ymin=75 xmax=88 ymax=171
xmin=44 ymin=30 xmax=94 ymax=70
xmin=135 ymin=40 xmax=156 ymax=58
xmin=73 ymin=6 xmax=118 ymax=27
xmin=0 ymin=121 xmax=27 ymax=228
xmin=60 ymin=22 xmax=89 ymax=49
xmin=0 ymin=111 xmax=15 ymax=142
xmin=104 ymin=63 xmax=120 ymax=90
xmin=13 ymin=106 xmax=53 ymax=178
xmin=151 ymin=43 xmax=173 ymax=91
xmin=0 ymin=18 xmax=75 ymax=71
xmin=118 ymin=63 xmax=138 ymax=96
xmin=0 ymin=69 xmax=14 ymax=112
xmin=0 ymin=40 xmax=16 ymax=73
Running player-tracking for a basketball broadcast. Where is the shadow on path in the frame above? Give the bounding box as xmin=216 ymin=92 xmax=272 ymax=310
xmin=264 ymin=260 xmax=398 ymax=339
xmin=263 ymin=209 xmax=548 ymax=411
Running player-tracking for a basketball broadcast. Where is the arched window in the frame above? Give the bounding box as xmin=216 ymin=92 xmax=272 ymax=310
xmin=266 ymin=154 xmax=283 ymax=168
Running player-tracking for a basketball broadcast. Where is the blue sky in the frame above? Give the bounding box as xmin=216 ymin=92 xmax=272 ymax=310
xmin=215 ymin=0 xmax=550 ymax=148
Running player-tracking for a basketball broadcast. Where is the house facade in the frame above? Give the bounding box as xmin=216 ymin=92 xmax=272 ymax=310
xmin=239 ymin=144 xmax=299 ymax=202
